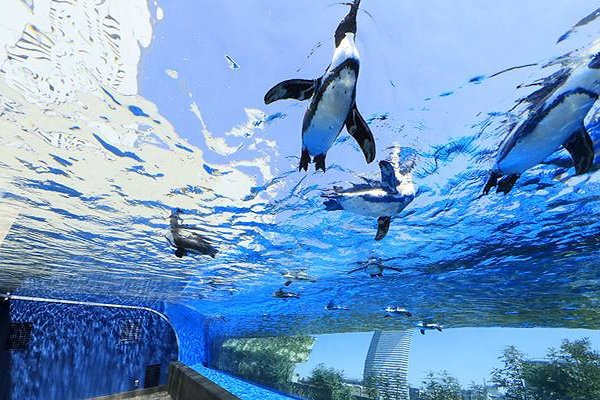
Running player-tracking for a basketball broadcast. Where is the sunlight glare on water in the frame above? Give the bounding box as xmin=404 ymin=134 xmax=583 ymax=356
xmin=2 ymin=0 xmax=600 ymax=338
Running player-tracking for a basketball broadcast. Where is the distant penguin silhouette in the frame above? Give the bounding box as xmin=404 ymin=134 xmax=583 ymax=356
xmin=166 ymin=209 xmax=217 ymax=258
xmin=418 ymin=322 xmax=443 ymax=335
xmin=384 ymin=306 xmax=412 ymax=318
xmin=325 ymin=300 xmax=349 ymax=311
xmin=282 ymin=269 xmax=318 ymax=286
xmin=483 ymin=50 xmax=600 ymax=195
xmin=264 ymin=0 xmax=375 ymax=172
xmin=347 ymin=256 xmax=403 ymax=278
xmin=323 ymin=159 xmax=415 ymax=240
xmin=273 ymin=288 xmax=300 ymax=299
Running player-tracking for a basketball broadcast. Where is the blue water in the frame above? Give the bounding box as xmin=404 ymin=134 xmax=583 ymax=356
xmin=193 ymin=366 xmax=297 ymax=399
xmin=2 ymin=0 xmax=600 ymax=361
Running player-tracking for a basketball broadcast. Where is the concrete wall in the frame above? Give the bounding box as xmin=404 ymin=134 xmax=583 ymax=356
xmin=0 ymin=298 xmax=179 ymax=400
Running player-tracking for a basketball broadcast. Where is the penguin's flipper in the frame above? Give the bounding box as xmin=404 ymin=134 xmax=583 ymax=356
xmin=385 ymin=266 xmax=403 ymax=273
xmin=563 ymin=125 xmax=594 ymax=175
xmin=347 ymin=266 xmax=364 ymax=275
xmin=345 ymin=103 xmax=376 ymax=163
xmin=379 ymin=160 xmax=399 ymax=193
xmin=264 ymin=79 xmax=317 ymax=104
xmin=375 ymin=216 xmax=391 ymax=241
xmin=284 ymin=281 xmax=292 ymax=286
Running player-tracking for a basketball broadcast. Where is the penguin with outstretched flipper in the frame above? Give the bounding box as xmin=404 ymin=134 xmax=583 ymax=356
xmin=264 ymin=0 xmax=375 ymax=172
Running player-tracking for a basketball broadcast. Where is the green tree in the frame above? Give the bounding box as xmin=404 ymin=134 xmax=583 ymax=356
xmin=491 ymin=338 xmax=600 ymax=400
xmin=363 ymin=372 xmax=406 ymax=400
xmin=304 ymin=364 xmax=353 ymax=400
xmin=524 ymin=338 xmax=600 ymax=400
xmin=467 ymin=382 xmax=489 ymax=400
xmin=362 ymin=374 xmax=382 ymax=399
xmin=213 ymin=335 xmax=315 ymax=390
xmin=420 ymin=371 xmax=462 ymax=400
xmin=491 ymin=345 xmax=528 ymax=400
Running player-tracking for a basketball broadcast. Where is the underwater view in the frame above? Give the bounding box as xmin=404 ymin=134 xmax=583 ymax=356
xmin=4 ymin=0 xmax=600 ymax=399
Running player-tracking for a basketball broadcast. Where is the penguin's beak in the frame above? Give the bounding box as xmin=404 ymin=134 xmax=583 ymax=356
xmin=334 ymin=1 xmax=359 ymax=47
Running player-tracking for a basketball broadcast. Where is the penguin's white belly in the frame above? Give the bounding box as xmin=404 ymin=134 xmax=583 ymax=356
xmin=365 ymin=264 xmax=382 ymax=275
xmin=339 ymin=190 xmax=414 ymax=217
xmin=498 ymin=93 xmax=595 ymax=174
xmin=303 ymin=68 xmax=356 ymax=156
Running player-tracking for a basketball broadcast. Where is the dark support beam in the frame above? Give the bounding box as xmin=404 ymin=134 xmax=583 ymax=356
xmin=167 ymin=362 xmax=239 ymax=400
xmin=0 ymin=298 xmax=11 ymax=399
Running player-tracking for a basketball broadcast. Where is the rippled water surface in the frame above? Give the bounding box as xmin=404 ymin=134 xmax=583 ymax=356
xmin=3 ymin=0 xmax=600 ymax=336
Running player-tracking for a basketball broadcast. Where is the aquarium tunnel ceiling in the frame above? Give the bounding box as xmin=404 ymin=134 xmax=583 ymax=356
xmin=3 ymin=0 xmax=600 ymax=332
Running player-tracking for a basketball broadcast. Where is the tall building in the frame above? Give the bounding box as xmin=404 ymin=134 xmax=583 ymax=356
xmin=363 ymin=330 xmax=413 ymax=400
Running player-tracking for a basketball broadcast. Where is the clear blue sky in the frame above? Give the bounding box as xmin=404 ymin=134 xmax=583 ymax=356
xmin=295 ymin=328 xmax=600 ymax=387
xmin=295 ymin=332 xmax=374 ymax=381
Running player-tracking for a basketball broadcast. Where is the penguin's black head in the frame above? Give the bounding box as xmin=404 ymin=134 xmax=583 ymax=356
xmin=334 ymin=0 xmax=360 ymax=47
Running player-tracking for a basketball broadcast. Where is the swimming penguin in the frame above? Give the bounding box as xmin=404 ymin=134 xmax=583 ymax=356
xmin=264 ymin=0 xmax=375 ymax=172
xmin=347 ymin=256 xmax=403 ymax=278
xmin=323 ymin=159 xmax=415 ymax=240
xmin=483 ymin=51 xmax=600 ymax=194
xmin=325 ymin=300 xmax=349 ymax=311
xmin=273 ymin=288 xmax=300 ymax=299
xmin=166 ymin=209 xmax=217 ymax=258
xmin=282 ymin=269 xmax=318 ymax=286
xmin=418 ymin=322 xmax=443 ymax=335
xmin=384 ymin=306 xmax=412 ymax=318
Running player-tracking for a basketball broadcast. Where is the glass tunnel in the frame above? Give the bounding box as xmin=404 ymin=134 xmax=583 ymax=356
xmin=3 ymin=1 xmax=600 ymax=399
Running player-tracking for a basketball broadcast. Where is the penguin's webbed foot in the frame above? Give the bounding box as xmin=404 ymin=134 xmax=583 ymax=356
xmin=175 ymin=248 xmax=186 ymax=258
xmin=299 ymin=149 xmax=310 ymax=171
xmin=314 ymin=154 xmax=326 ymax=172
xmin=375 ymin=216 xmax=391 ymax=241
xmin=483 ymin=171 xmax=499 ymax=195
xmin=497 ymin=174 xmax=519 ymax=195
xmin=420 ymin=329 xmax=425 ymax=335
